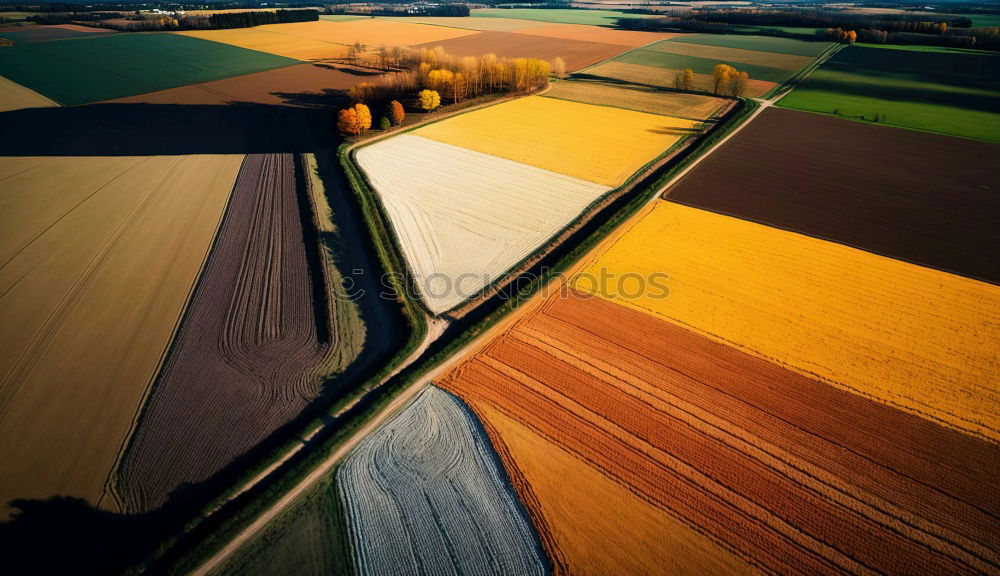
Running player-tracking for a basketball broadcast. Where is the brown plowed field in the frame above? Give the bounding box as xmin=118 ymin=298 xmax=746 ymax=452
xmin=107 ymin=63 xmax=376 ymax=106
xmin=116 ymin=154 xmax=335 ymax=513
xmin=414 ymin=31 xmax=629 ymax=72
xmin=439 ymin=290 xmax=1000 ymax=575
xmin=667 ymin=107 xmax=1000 ymax=283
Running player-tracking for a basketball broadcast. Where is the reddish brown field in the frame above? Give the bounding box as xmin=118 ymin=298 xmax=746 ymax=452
xmin=116 ymin=154 xmax=335 ymax=513
xmin=667 ymin=107 xmax=1000 ymax=283
xmin=415 ymin=31 xmax=629 ymax=72
xmin=1 ymin=24 xmax=114 ymax=42
xmin=107 ymin=63 xmax=378 ymax=107
xmin=439 ymin=290 xmax=1000 ymax=575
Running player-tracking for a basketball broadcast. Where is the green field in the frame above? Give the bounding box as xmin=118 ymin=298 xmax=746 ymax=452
xmin=0 ymin=33 xmax=296 ymax=105
xmin=779 ymin=43 xmax=1000 ymax=142
xmin=616 ymin=46 xmax=799 ymax=83
xmin=672 ymin=33 xmax=834 ymax=57
xmin=471 ymin=7 xmax=641 ymax=26
xmin=962 ymin=13 xmax=1000 ymax=27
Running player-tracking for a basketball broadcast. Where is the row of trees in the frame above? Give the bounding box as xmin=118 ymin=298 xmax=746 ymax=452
xmin=671 ymin=64 xmax=749 ymax=97
xmin=341 ymin=45 xmax=554 ymax=110
xmin=828 ymin=28 xmax=859 ymax=44
xmin=712 ymin=64 xmax=750 ymax=97
xmin=336 ymin=99 xmax=410 ymax=136
xmin=208 ymin=9 xmax=318 ymax=30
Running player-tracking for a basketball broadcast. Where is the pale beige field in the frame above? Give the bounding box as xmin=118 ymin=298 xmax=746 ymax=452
xmin=0 ymin=75 xmax=57 ymax=112
xmin=0 ymin=154 xmax=243 ymax=515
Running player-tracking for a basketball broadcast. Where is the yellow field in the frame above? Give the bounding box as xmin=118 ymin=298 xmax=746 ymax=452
xmin=416 ymin=96 xmax=699 ymax=187
xmin=575 ymin=201 xmax=1000 ymax=442
xmin=177 ymin=19 xmax=476 ymax=60
xmin=0 ymin=155 xmax=243 ymax=516
xmin=0 ymin=75 xmax=57 ymax=112
xmin=475 ymin=402 xmax=757 ymax=575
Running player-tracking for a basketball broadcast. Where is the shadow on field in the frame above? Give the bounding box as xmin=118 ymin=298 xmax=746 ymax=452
xmin=0 ymin=102 xmax=336 ymax=156
xmin=0 ymin=497 xmax=176 ymax=576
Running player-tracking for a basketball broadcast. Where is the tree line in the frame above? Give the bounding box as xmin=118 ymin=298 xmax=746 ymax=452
xmin=330 ymin=4 xmax=471 ymax=17
xmin=335 ymin=45 xmax=556 ymax=136
xmin=209 ymin=9 xmax=318 ymax=30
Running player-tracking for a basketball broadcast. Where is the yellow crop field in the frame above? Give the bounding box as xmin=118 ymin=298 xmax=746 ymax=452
xmin=416 ymin=96 xmax=699 ymax=187
xmin=575 ymin=201 xmax=1000 ymax=442
xmin=0 ymin=74 xmax=57 ymax=112
xmin=0 ymin=154 xmax=242 ymax=516
xmin=474 ymin=402 xmax=757 ymax=575
xmin=178 ymin=19 xmax=476 ymax=59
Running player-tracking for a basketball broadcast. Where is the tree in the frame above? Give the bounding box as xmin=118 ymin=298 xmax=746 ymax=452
xmin=551 ymin=57 xmax=566 ymax=79
xmin=674 ymin=67 xmax=694 ymax=91
xmin=427 ymin=69 xmax=454 ymax=93
xmin=353 ymin=103 xmax=372 ymax=132
xmin=348 ymin=82 xmax=375 ymax=104
xmin=418 ymin=89 xmax=440 ymax=111
xmin=712 ymin=64 xmax=734 ymax=95
xmin=388 ymin=100 xmax=405 ymax=125
xmin=730 ymin=70 xmax=749 ymax=97
xmin=379 ymin=116 xmax=391 ymax=130
xmin=336 ymin=108 xmax=360 ymax=136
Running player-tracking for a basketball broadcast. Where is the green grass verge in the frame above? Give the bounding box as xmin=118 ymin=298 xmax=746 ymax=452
xmin=0 ymin=33 xmax=297 ymax=105
xmin=319 ymin=14 xmax=370 ymax=22
xmin=672 ymin=33 xmax=834 ymax=56
xmin=778 ymin=43 xmax=1000 ymax=142
xmin=471 ymin=7 xmax=642 ymax=26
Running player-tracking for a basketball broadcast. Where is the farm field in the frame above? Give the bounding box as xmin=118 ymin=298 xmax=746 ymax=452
xmin=337 ymin=386 xmax=546 ymax=575
xmin=544 ymin=79 xmax=728 ymax=118
xmin=415 ymin=95 xmax=699 ymax=187
xmin=0 ymin=32 xmax=296 ymax=105
xmin=779 ymin=44 xmax=1000 ymax=142
xmin=614 ymin=46 xmax=801 ymax=83
xmin=472 ymin=8 xmax=643 ymax=26
xmin=439 ymin=289 xmax=1000 ymax=575
xmin=646 ymin=38 xmax=815 ymax=72
xmin=0 ymin=154 xmax=242 ymax=516
xmin=667 ymin=107 xmax=1000 ymax=283
xmin=578 ymin=200 xmax=1000 ymax=442
xmin=511 ymin=23 xmax=677 ymax=47
xmin=671 ymin=33 xmax=835 ymax=57
xmin=0 ymin=23 xmax=114 ymax=42
xmin=0 ymin=74 xmax=56 ymax=112
xmin=474 ymin=402 xmax=755 ymax=575
xmin=115 ymin=153 xmax=347 ymax=513
xmin=414 ymin=30 xmax=629 ymax=72
xmin=375 ymin=15 xmax=553 ymax=32
xmin=106 ymin=62 xmax=377 ymax=106
xmin=355 ymin=134 xmax=608 ymax=313
xmin=179 ymin=19 xmax=477 ymax=60
xmin=583 ymin=60 xmax=777 ymax=97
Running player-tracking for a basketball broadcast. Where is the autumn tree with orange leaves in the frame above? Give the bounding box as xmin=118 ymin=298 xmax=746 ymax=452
xmin=388 ymin=100 xmax=405 ymax=125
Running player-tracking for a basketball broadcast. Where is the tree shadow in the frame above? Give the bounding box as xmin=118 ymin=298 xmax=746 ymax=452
xmin=0 ymin=497 xmax=173 ymax=576
xmin=0 ymin=102 xmax=336 ymax=156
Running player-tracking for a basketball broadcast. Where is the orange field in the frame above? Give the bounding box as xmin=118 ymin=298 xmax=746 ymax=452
xmin=439 ymin=289 xmax=1000 ymax=575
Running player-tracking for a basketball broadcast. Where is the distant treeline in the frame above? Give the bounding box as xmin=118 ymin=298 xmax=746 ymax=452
xmin=209 ymin=8 xmax=318 ymax=29
xmin=328 ymin=4 xmax=470 ymax=17
xmin=686 ymin=9 xmax=974 ymax=30
xmin=28 ymin=11 xmax=122 ymax=24
xmin=617 ymin=11 xmax=1000 ymax=51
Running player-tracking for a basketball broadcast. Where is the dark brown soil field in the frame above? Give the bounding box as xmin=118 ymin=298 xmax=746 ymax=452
xmin=107 ymin=63 xmax=378 ymax=107
xmin=116 ymin=153 xmax=335 ymax=513
xmin=415 ymin=31 xmax=629 ymax=72
xmin=440 ymin=290 xmax=1000 ymax=575
xmin=667 ymin=107 xmax=1000 ymax=284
